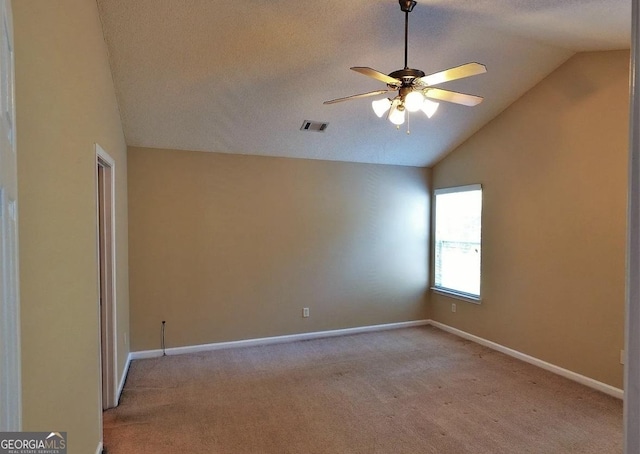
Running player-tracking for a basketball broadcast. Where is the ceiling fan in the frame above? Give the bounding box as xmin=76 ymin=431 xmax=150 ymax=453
xmin=324 ymin=0 xmax=487 ymax=127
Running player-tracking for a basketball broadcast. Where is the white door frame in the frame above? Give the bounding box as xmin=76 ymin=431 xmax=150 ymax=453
xmin=0 ymin=0 xmax=20 ymax=432
xmin=96 ymin=144 xmax=117 ymax=411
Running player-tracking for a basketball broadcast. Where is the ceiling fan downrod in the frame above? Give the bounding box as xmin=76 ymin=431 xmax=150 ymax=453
xmin=399 ymin=0 xmax=417 ymax=69
xmin=389 ymin=0 xmax=424 ymax=84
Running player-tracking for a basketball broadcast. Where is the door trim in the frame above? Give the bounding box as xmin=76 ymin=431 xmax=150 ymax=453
xmin=96 ymin=144 xmax=117 ymax=412
xmin=0 ymin=0 xmax=20 ymax=432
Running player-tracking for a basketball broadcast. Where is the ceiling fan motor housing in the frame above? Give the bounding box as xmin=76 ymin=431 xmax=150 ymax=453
xmin=388 ymin=68 xmax=425 ymax=88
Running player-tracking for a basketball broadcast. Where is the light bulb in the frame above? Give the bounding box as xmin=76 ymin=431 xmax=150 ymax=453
xmin=371 ymin=98 xmax=392 ymax=118
xmin=404 ymin=90 xmax=425 ymax=112
xmin=388 ymin=104 xmax=406 ymax=125
xmin=420 ymin=99 xmax=439 ymax=118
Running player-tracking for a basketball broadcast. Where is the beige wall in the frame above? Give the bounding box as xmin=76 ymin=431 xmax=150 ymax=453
xmin=128 ymin=148 xmax=430 ymax=351
xmin=431 ymin=50 xmax=629 ymax=388
xmin=14 ymin=0 xmax=129 ymax=452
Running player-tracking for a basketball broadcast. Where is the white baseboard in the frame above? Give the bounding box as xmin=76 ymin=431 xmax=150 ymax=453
xmin=127 ymin=318 xmax=622 ymax=400
xmin=95 ymin=441 xmax=103 ymax=454
xmin=116 ymin=353 xmax=132 ymax=405
xmin=130 ymin=319 xmax=430 ymax=360
xmin=429 ymin=320 xmax=624 ymax=400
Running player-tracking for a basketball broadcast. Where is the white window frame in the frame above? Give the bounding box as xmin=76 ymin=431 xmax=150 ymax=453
xmin=431 ymin=183 xmax=482 ymax=304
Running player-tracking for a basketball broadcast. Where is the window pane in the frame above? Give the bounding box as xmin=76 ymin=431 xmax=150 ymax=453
xmin=434 ymin=187 xmax=481 ymax=297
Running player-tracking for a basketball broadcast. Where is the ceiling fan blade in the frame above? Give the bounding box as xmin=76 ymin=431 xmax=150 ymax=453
xmin=323 ymin=89 xmax=393 ymax=105
xmin=351 ymin=67 xmax=402 ymax=86
xmin=417 ymin=62 xmax=487 ymax=87
xmin=424 ymin=87 xmax=483 ymax=106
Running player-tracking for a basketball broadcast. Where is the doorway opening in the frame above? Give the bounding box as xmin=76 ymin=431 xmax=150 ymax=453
xmin=96 ymin=145 xmax=116 ymax=410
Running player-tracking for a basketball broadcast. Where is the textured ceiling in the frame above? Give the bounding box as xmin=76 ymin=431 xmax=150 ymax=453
xmin=96 ymin=0 xmax=631 ymax=167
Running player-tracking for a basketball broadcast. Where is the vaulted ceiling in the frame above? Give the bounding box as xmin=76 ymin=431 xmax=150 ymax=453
xmin=96 ymin=0 xmax=631 ymax=167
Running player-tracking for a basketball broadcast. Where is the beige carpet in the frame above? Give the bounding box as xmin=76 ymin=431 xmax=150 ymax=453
xmin=104 ymin=326 xmax=622 ymax=453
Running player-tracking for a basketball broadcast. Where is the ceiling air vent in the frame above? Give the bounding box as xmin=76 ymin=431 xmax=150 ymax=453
xmin=300 ymin=120 xmax=329 ymax=132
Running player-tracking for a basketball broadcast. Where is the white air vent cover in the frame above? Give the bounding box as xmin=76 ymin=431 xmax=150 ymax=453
xmin=300 ymin=120 xmax=329 ymax=132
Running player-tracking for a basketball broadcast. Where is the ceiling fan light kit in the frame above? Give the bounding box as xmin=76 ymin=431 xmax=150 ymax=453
xmin=404 ymin=90 xmax=426 ymax=112
xmin=372 ymin=98 xmax=392 ymax=117
xmin=388 ymin=99 xmax=406 ymax=125
xmin=324 ymin=0 xmax=486 ymax=130
xmin=420 ymin=99 xmax=439 ymax=118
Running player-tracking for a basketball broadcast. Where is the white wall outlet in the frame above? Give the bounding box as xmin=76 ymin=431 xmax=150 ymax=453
xmin=451 ymin=303 xmax=456 ymax=313
xmin=621 ymin=349 xmax=626 ymax=365
xmin=302 ymin=307 xmax=310 ymax=318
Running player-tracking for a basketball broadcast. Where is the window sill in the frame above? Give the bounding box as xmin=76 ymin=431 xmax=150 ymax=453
xmin=430 ymin=287 xmax=482 ymax=304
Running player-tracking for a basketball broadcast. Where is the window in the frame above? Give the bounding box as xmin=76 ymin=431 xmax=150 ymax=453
xmin=433 ymin=184 xmax=482 ymax=301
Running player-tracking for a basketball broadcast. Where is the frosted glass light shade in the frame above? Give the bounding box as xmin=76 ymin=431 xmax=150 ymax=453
xmin=404 ymin=90 xmax=425 ymax=112
xmin=420 ymin=99 xmax=439 ymax=118
xmin=372 ymin=98 xmax=392 ymax=117
xmin=388 ymin=104 xmax=406 ymax=125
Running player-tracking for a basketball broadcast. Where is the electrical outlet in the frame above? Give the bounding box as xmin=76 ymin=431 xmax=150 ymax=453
xmin=451 ymin=303 xmax=456 ymax=313
xmin=621 ymin=349 xmax=625 ymax=365
xmin=303 ymin=307 xmax=310 ymax=318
